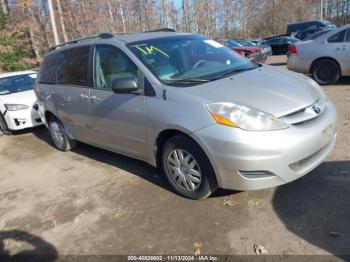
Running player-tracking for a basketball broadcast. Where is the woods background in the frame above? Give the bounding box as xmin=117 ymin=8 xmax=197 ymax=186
xmin=0 ymin=0 xmax=349 ymax=72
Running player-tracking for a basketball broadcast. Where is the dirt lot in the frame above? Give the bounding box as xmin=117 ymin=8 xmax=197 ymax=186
xmin=1 ymin=56 xmax=350 ymax=258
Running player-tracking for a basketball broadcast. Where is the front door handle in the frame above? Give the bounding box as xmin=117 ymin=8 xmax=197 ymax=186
xmin=91 ymin=95 xmax=102 ymax=102
xmin=79 ymin=93 xmax=89 ymax=100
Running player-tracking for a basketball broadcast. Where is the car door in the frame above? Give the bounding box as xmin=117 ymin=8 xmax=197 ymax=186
xmin=340 ymin=29 xmax=350 ymax=75
xmin=53 ymin=46 xmax=92 ymax=141
xmin=328 ymin=28 xmax=350 ymax=75
xmin=88 ymin=44 xmax=147 ymax=158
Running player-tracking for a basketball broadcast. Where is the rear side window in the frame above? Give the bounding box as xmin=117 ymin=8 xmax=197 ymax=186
xmin=328 ymin=30 xmax=346 ymax=43
xmin=345 ymin=29 xmax=350 ymax=42
xmin=38 ymin=54 xmax=61 ymax=84
xmin=57 ymin=46 xmax=90 ymax=86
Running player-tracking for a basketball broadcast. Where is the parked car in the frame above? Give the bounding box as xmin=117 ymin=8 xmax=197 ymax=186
xmin=287 ymin=24 xmax=350 ymax=85
xmin=261 ymin=36 xmax=300 ymax=55
xmin=217 ymin=39 xmax=265 ymax=63
xmin=35 ymin=31 xmax=337 ymax=199
xmin=0 ymin=71 xmax=42 ymax=135
xmin=303 ymin=28 xmax=334 ymax=41
xmin=234 ymin=39 xmax=272 ymax=56
xmin=287 ymin=19 xmax=337 ymax=35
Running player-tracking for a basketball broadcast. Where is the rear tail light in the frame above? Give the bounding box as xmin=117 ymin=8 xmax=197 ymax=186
xmin=289 ymin=44 xmax=297 ymax=55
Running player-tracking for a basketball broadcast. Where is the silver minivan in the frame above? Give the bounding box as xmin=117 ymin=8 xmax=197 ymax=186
xmin=35 ymin=31 xmax=337 ymax=199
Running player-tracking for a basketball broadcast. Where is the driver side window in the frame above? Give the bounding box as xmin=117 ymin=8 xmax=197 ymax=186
xmin=94 ymin=45 xmax=138 ymax=90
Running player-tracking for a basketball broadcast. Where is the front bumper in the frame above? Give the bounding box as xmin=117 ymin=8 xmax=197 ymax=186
xmin=4 ymin=106 xmax=42 ymax=130
xmin=194 ymin=100 xmax=337 ymax=191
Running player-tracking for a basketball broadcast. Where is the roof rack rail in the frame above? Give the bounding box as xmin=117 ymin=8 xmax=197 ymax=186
xmin=50 ymin=32 xmax=114 ymax=51
xmin=145 ymin=28 xmax=175 ymax=33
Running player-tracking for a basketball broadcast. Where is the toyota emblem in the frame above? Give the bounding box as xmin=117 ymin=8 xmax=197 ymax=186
xmin=312 ymin=104 xmax=321 ymax=114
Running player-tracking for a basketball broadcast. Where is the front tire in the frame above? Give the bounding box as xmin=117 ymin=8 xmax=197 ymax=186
xmin=161 ymin=135 xmax=218 ymax=199
xmin=49 ymin=117 xmax=77 ymax=151
xmin=0 ymin=113 xmax=12 ymax=135
xmin=312 ymin=59 xmax=340 ymax=85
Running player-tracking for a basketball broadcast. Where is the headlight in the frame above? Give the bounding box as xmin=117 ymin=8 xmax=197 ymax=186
xmin=4 ymin=104 xmax=30 ymax=111
xmin=206 ymin=102 xmax=288 ymax=131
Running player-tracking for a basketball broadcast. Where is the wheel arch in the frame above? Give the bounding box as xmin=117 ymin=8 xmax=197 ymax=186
xmin=44 ymin=110 xmax=57 ymax=125
xmin=310 ymin=57 xmax=342 ymax=75
xmin=153 ymin=128 xmax=220 ymax=185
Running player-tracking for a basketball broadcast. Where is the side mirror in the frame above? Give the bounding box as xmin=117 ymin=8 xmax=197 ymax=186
xmin=112 ymin=78 xmax=138 ymax=94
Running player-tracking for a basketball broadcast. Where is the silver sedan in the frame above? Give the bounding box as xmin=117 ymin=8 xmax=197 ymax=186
xmin=287 ymin=24 xmax=350 ymax=85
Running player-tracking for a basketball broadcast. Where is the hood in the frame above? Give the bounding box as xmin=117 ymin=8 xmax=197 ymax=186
xmin=0 ymin=90 xmax=38 ymax=106
xmin=181 ymin=65 xmax=319 ymax=117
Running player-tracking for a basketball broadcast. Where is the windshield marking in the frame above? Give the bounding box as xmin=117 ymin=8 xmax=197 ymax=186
xmin=132 ymin=44 xmax=169 ymax=57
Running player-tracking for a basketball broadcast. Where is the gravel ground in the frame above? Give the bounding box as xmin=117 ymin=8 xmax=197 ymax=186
xmin=0 ymin=56 xmax=349 ymax=259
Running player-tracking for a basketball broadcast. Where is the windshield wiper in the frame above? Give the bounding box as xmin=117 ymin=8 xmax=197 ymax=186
xmin=209 ymin=67 xmax=257 ymax=81
xmin=163 ymin=78 xmax=211 ymax=83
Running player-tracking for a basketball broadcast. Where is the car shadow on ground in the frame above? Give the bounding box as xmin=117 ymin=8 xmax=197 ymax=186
xmin=0 ymin=229 xmax=58 ymax=261
xmin=273 ymin=160 xmax=350 ymax=256
xmin=333 ymin=76 xmax=350 ymax=86
xmin=30 ymin=127 xmax=235 ymax=198
xmin=268 ymin=61 xmax=287 ymax=66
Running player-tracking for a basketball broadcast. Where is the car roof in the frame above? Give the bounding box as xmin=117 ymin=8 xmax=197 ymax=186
xmin=288 ymin=19 xmax=331 ymax=26
xmin=314 ymin=23 xmax=350 ymax=41
xmin=47 ymin=31 xmax=196 ymax=55
xmin=0 ymin=70 xmax=37 ymax=79
xmin=110 ymin=31 xmax=193 ymax=43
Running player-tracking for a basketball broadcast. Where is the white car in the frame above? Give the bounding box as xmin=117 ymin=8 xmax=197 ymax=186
xmin=0 ymin=71 xmax=42 ymax=135
xmin=287 ymin=24 xmax=350 ymax=85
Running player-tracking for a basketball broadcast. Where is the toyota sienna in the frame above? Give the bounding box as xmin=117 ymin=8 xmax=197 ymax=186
xmin=34 ymin=31 xmax=337 ymax=199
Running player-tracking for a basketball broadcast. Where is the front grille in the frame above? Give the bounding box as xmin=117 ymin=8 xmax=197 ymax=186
xmin=279 ymin=98 xmax=327 ymax=125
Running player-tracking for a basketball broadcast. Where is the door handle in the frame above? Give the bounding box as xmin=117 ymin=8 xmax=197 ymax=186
xmin=79 ymin=93 xmax=89 ymax=100
xmin=91 ymin=95 xmax=102 ymax=102
xmin=336 ymin=46 xmax=347 ymax=51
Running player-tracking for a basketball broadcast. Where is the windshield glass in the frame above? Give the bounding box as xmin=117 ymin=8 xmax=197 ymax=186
xmin=238 ymin=40 xmax=256 ymax=47
xmin=225 ymin=39 xmax=243 ymax=48
xmin=128 ymin=35 xmax=256 ymax=86
xmin=0 ymin=73 xmax=36 ymax=95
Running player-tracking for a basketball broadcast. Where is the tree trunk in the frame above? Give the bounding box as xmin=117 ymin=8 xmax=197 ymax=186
xmin=48 ymin=0 xmax=59 ymax=45
xmin=118 ymin=0 xmax=126 ymax=33
xmin=1 ymin=0 xmax=9 ymax=14
xmin=56 ymin=0 xmax=68 ymax=42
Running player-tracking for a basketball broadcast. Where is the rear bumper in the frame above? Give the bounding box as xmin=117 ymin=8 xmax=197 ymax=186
xmin=4 ymin=107 xmax=42 ymax=130
xmin=287 ymin=55 xmax=312 ymax=74
xmin=194 ymin=100 xmax=337 ymax=191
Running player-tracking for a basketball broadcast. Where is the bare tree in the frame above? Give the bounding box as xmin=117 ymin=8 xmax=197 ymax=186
xmin=47 ymin=0 xmax=59 ymax=45
xmin=1 ymin=0 xmax=9 ymax=14
xmin=56 ymin=0 xmax=68 ymax=41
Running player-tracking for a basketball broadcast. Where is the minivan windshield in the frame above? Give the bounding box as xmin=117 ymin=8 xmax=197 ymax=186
xmin=127 ymin=35 xmax=257 ymax=86
xmin=0 ymin=73 xmax=36 ymax=95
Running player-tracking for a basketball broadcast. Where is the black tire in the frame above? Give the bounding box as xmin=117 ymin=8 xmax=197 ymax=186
xmin=48 ymin=116 xmax=77 ymax=151
xmin=161 ymin=135 xmax=218 ymax=199
xmin=0 ymin=113 xmax=12 ymax=135
xmin=312 ymin=59 xmax=340 ymax=85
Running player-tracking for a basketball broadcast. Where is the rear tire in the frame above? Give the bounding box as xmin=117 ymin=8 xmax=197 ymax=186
xmin=161 ymin=135 xmax=218 ymax=199
xmin=48 ymin=117 xmax=77 ymax=151
xmin=0 ymin=113 xmax=12 ymax=135
xmin=312 ymin=59 xmax=340 ymax=85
